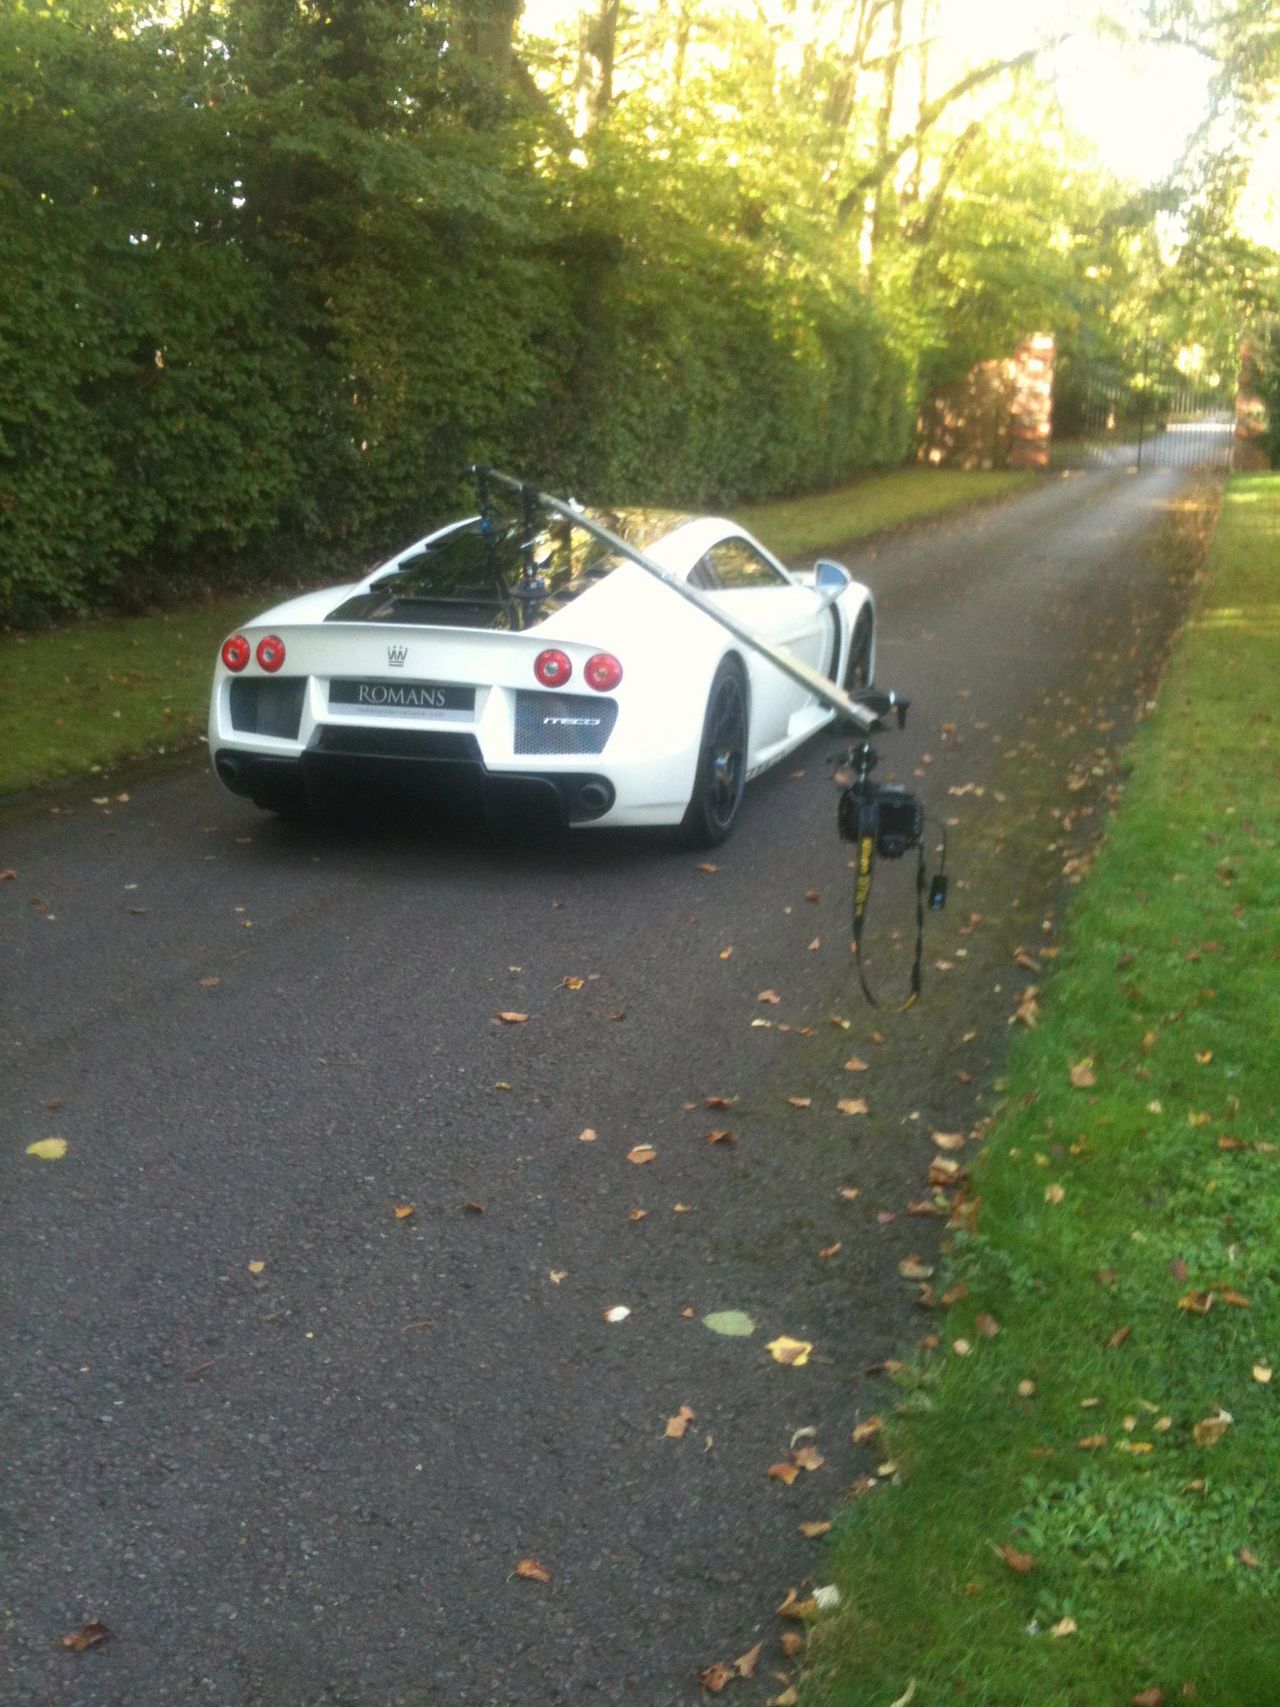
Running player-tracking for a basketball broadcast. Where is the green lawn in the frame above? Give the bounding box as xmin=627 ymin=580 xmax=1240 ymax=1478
xmin=740 ymin=468 xmax=1036 ymax=558
xmin=800 ymin=474 xmax=1280 ymax=1705
xmin=0 ymin=600 xmax=259 ymax=794
xmin=0 ymin=469 xmax=1036 ymax=795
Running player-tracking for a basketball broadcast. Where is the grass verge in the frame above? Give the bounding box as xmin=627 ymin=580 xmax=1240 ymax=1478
xmin=0 ymin=469 xmax=1036 ymax=795
xmin=800 ymin=473 xmax=1280 ymax=1707
xmin=739 ymin=468 xmax=1036 ymax=558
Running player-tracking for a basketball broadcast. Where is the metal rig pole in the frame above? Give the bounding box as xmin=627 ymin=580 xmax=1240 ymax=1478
xmin=472 ymin=468 xmax=880 ymax=735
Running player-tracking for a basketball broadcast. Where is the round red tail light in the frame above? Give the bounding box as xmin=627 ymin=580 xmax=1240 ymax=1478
xmin=256 ymin=635 xmax=286 ymax=673
xmin=584 ymin=652 xmax=623 ymax=692
xmin=534 ymin=648 xmax=572 ymax=687
xmin=221 ymin=634 xmax=251 ymax=672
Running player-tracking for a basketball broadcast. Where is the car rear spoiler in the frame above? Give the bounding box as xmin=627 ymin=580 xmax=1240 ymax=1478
xmin=470 ymin=467 xmax=896 ymax=736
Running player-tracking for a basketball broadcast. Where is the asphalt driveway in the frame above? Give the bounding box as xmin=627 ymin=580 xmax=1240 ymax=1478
xmin=0 ymin=463 xmax=1206 ymax=1706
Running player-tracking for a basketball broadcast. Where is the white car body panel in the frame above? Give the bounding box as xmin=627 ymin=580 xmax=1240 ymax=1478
xmin=208 ymin=511 xmax=874 ymax=830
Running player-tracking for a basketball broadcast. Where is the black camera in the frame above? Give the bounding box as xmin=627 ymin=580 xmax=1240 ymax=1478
xmin=871 ymin=785 xmax=925 ymax=858
xmin=837 ymin=741 xmax=925 ymax=862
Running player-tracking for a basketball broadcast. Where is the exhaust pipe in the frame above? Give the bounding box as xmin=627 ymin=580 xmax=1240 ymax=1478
xmin=575 ymin=780 xmax=613 ymax=817
xmin=214 ymin=753 xmax=249 ymax=796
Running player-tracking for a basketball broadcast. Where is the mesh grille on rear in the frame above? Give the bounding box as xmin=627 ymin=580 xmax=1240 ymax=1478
xmin=229 ymin=678 xmax=306 ymax=739
xmin=313 ymin=727 xmax=481 ymax=762
xmin=514 ymin=692 xmax=618 ymax=756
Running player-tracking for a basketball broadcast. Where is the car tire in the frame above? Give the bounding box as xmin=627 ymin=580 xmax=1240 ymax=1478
xmin=843 ymin=607 xmax=874 ymax=693
xmin=677 ymin=659 xmax=749 ymax=849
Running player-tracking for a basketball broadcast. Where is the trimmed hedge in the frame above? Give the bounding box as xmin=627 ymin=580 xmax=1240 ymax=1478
xmin=0 ymin=3 xmax=914 ymax=626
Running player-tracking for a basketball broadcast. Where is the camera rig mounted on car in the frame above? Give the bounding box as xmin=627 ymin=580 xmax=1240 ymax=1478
xmin=469 ymin=466 xmax=947 ymax=1006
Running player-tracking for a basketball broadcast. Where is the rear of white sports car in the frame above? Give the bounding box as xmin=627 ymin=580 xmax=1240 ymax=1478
xmin=207 ymin=517 xmax=725 ymax=829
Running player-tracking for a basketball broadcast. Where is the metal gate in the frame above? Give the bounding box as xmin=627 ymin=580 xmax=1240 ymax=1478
xmin=1051 ymin=346 xmax=1235 ymax=472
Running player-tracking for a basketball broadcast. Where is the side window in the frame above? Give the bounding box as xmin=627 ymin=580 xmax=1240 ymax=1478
xmin=703 ymin=538 xmax=790 ymax=590
xmin=689 ymin=558 xmax=719 ymax=591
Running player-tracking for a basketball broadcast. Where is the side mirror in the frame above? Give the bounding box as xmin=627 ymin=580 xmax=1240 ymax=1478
xmin=815 ymin=559 xmax=851 ymax=599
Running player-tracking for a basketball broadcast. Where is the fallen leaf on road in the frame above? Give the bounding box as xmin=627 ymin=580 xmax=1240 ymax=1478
xmin=628 ymin=1208 xmax=647 ymax=1222
xmin=696 ymin=863 xmax=718 ymax=874
xmin=779 ymin=1630 xmax=805 ymax=1657
xmin=514 ymin=1557 xmax=551 ymax=1583
xmin=757 ymin=989 xmax=782 ymax=1004
xmin=817 ymin=1242 xmax=842 ymax=1260
xmin=561 ymin=976 xmax=585 ymax=990
xmin=734 ymin=1641 xmax=763 ymax=1678
xmin=844 ymin=1057 xmax=869 ymax=1072
xmin=838 ymin=1098 xmax=869 ymax=1116
xmin=793 ymin=1445 xmax=824 ymax=1471
xmin=931 ymin=1131 xmax=965 ymax=1151
xmin=393 ymin=1204 xmax=416 ymax=1220
xmin=462 ymin=1201 xmax=485 ymax=1214
xmin=898 ymin=1257 xmax=934 ymax=1281
xmin=787 ymin=1096 xmax=812 ymax=1109
xmin=0 ymin=869 xmax=14 ymax=881
xmin=851 ymin=1416 xmax=883 ymax=1444
xmin=704 ymin=1095 xmax=736 ymax=1109
xmin=578 ymin=1127 xmax=598 ymax=1143
xmin=808 ymin=937 xmax=821 ymax=951
xmin=704 ymin=1310 xmax=755 ymax=1336
xmin=548 ymin=1270 xmax=567 ymax=1284
xmin=603 ymin=1305 xmax=631 ymax=1323
xmin=766 ymin=1336 xmax=812 ymax=1367
xmin=665 ymin=1405 xmax=696 ymax=1438
xmin=627 ymin=1144 xmax=657 ymax=1165
xmin=60 ymin=1620 xmax=109 ymax=1651
xmin=928 ymin=1158 xmax=962 ymax=1185
xmin=799 ymin=1520 xmax=832 ymax=1538
xmin=495 ymin=1011 xmax=529 ymax=1024
xmin=838 ymin=1187 xmax=860 ymax=1201
xmin=697 ymin=1662 xmax=735 ymax=1694
xmin=706 ymin=1129 xmax=737 ymax=1144
xmin=197 ymin=976 xmax=220 ymax=989
xmin=247 ymin=1260 xmax=266 ymax=1275
xmin=768 ymin=1460 xmax=801 ymax=1485
xmin=26 ymin=1138 xmax=67 ymax=1160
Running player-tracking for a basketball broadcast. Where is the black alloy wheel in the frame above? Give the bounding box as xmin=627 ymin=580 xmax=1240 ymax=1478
xmin=678 ymin=660 xmax=749 ymax=848
xmin=843 ymin=608 xmax=874 ymax=693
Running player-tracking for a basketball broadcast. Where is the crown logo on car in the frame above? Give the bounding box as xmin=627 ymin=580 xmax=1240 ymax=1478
xmin=387 ymin=644 xmax=408 ymax=667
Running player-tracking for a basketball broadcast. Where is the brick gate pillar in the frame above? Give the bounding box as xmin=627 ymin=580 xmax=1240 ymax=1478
xmin=1007 ymin=333 xmax=1055 ymax=470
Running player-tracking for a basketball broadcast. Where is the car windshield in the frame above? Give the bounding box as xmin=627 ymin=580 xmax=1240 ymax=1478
xmin=327 ymin=508 xmax=691 ymax=629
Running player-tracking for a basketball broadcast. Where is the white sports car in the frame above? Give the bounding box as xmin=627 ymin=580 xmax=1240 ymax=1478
xmin=208 ymin=506 xmax=875 ymax=846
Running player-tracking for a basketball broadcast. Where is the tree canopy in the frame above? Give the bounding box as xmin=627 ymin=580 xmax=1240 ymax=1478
xmin=0 ymin=0 xmax=1274 ymax=622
